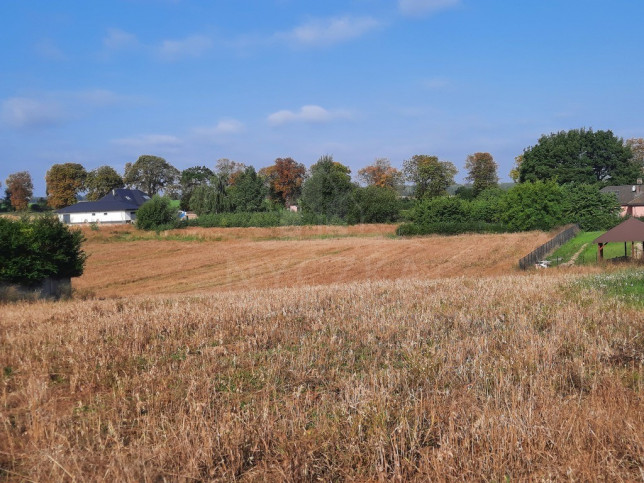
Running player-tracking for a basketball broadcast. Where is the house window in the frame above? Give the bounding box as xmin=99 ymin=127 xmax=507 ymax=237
xmin=91 ymin=213 xmax=96 ymax=216
xmin=104 ymin=213 xmax=108 ymax=216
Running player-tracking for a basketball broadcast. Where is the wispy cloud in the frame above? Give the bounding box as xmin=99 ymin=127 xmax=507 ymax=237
xmin=103 ymin=28 xmax=139 ymax=50
xmin=268 ymin=105 xmax=352 ymax=126
xmin=158 ymin=35 xmax=213 ymax=60
xmin=276 ymin=16 xmax=381 ymax=47
xmin=1 ymin=97 xmax=66 ymax=128
xmin=193 ymin=119 xmax=245 ymax=138
xmin=398 ymin=0 xmax=460 ymax=17
xmin=34 ymin=39 xmax=67 ymax=61
xmin=1 ymin=89 xmax=141 ymax=130
xmin=112 ymin=134 xmax=183 ymax=150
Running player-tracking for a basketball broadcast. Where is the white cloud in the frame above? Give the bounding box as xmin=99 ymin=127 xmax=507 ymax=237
xmin=398 ymin=0 xmax=460 ymax=16
xmin=268 ymin=105 xmax=352 ymax=126
xmin=112 ymin=134 xmax=183 ymax=149
xmin=193 ymin=119 xmax=245 ymax=137
xmin=1 ymin=97 xmax=65 ymax=128
xmin=103 ymin=28 xmax=139 ymax=50
xmin=159 ymin=35 xmax=213 ymax=60
xmin=276 ymin=16 xmax=381 ymax=47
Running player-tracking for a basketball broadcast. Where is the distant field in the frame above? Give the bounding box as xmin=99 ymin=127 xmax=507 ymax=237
xmin=2 ymin=272 xmax=642 ymax=480
xmin=73 ymin=224 xmax=554 ymax=297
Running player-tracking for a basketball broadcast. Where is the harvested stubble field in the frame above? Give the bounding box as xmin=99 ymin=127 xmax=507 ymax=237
xmin=74 ymin=224 xmax=553 ymax=297
xmin=1 ymin=272 xmax=643 ymax=481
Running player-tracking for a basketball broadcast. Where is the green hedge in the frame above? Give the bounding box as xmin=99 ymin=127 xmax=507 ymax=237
xmin=396 ymin=221 xmax=512 ymax=236
xmin=186 ymin=211 xmax=345 ymax=228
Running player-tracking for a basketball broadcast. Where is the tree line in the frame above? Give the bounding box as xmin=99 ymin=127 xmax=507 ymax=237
xmin=2 ymin=128 xmax=643 ymax=232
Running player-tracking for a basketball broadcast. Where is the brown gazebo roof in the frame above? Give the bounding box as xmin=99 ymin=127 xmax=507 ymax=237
xmin=594 ymin=217 xmax=644 ymax=244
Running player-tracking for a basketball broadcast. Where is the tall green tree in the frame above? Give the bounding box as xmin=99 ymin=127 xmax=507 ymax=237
xmin=180 ymin=166 xmax=214 ymax=210
xmin=403 ymin=155 xmax=457 ymax=199
xmin=561 ymin=184 xmax=621 ymax=231
xmin=5 ymin=171 xmax=33 ymax=211
xmin=465 ymin=152 xmax=498 ymax=195
xmin=189 ymin=175 xmax=231 ymax=215
xmin=46 ymin=163 xmax=87 ymax=209
xmin=124 ymin=155 xmax=179 ymax=195
xmin=300 ymin=155 xmax=356 ymax=219
xmin=519 ymin=128 xmax=639 ymax=185
xmin=85 ymin=166 xmax=124 ymax=201
xmin=228 ymin=167 xmax=267 ymax=212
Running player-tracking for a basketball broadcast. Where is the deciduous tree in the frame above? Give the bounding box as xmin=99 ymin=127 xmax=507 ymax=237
xmin=625 ymin=138 xmax=644 ymax=172
xmin=509 ymin=154 xmax=523 ymax=183
xmin=123 ymin=155 xmax=179 ymax=195
xmin=85 ymin=166 xmax=124 ymax=201
xmin=228 ymin=167 xmax=267 ymax=212
xmin=189 ymin=175 xmax=231 ymax=215
xmin=259 ymin=157 xmax=306 ymax=206
xmin=180 ymin=166 xmax=214 ymax=210
xmin=519 ymin=128 xmax=639 ymax=185
xmin=5 ymin=171 xmax=33 ymax=211
xmin=465 ymin=152 xmax=498 ymax=196
xmin=357 ymin=158 xmax=402 ymax=189
xmin=403 ymin=155 xmax=457 ymax=199
xmin=46 ymin=163 xmax=87 ymax=209
xmin=300 ymin=155 xmax=356 ymax=219
xmin=214 ymin=158 xmax=246 ymax=185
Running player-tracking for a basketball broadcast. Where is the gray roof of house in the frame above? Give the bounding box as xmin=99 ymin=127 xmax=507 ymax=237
xmin=600 ymin=185 xmax=644 ymax=206
xmin=56 ymin=189 xmax=151 ymax=214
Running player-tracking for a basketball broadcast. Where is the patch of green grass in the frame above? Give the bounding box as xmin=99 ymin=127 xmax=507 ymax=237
xmin=574 ymin=269 xmax=644 ymax=307
xmin=548 ymin=231 xmax=633 ymax=265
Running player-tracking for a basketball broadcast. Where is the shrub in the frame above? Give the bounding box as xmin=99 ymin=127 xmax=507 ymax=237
xmin=499 ymin=181 xmax=566 ymax=231
xmin=348 ymin=186 xmax=400 ymax=224
xmin=187 ymin=210 xmax=345 ymax=228
xmin=136 ymin=195 xmax=178 ymax=231
xmin=561 ymin=184 xmax=621 ymax=230
xmin=0 ymin=216 xmax=86 ymax=286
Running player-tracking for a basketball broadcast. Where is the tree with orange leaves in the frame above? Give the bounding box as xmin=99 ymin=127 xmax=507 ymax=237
xmin=259 ymin=157 xmax=306 ymax=206
xmin=357 ymin=158 xmax=402 ymax=189
xmin=5 ymin=171 xmax=33 ymax=211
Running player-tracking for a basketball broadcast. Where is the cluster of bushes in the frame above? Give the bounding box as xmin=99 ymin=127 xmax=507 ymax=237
xmin=137 ymin=186 xmax=404 ymax=231
xmin=0 ymin=216 xmax=86 ymax=286
xmin=397 ymin=182 xmax=622 ymax=236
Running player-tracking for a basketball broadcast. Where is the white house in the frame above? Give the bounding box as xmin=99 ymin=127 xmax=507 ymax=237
xmin=56 ymin=188 xmax=150 ymax=224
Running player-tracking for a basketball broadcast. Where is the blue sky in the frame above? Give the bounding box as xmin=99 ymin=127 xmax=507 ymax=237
xmin=2 ymin=0 xmax=644 ymax=196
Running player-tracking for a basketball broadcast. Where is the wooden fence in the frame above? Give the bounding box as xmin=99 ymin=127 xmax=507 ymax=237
xmin=518 ymin=224 xmax=580 ymax=270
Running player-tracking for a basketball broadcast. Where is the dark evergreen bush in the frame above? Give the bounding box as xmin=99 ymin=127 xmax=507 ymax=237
xmin=0 ymin=216 xmax=86 ymax=286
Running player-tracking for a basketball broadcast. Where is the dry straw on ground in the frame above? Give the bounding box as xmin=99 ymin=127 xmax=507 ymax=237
xmin=2 ymin=270 xmax=643 ymax=480
xmin=75 ymin=225 xmax=553 ymax=297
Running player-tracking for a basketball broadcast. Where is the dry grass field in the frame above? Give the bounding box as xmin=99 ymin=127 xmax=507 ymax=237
xmin=1 ymin=226 xmax=642 ymax=481
xmin=74 ymin=224 xmax=553 ymax=297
